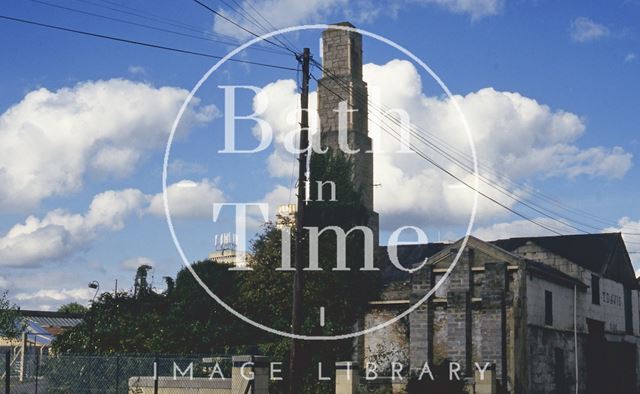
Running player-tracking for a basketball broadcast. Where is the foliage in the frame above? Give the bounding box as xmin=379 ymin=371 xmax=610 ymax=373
xmin=53 ymin=259 xmax=244 ymax=354
xmin=162 ymin=259 xmax=245 ymax=353
xmin=0 ymin=291 xmax=23 ymax=339
xmin=54 ymin=151 xmax=379 ymax=394
xmin=57 ymin=302 xmax=88 ymax=314
xmin=53 ymin=289 xmax=168 ymax=354
xmin=236 ymin=152 xmax=380 ymax=393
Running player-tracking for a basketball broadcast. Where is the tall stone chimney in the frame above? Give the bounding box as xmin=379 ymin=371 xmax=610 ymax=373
xmin=317 ymin=22 xmax=378 ymax=238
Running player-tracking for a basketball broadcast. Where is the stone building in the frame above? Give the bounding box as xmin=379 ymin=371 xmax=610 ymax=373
xmin=361 ymin=234 xmax=640 ymax=393
xmin=315 ymin=23 xmax=640 ymax=393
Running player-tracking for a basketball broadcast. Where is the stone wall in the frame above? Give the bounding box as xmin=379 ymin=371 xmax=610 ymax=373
xmin=526 ymin=326 xmax=585 ymax=394
xmin=363 ymin=305 xmax=409 ymax=372
xmin=410 ymin=242 xmax=515 ymax=390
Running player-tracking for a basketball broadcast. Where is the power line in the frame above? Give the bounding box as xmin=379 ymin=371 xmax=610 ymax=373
xmin=29 ymin=0 xmax=290 ymax=56
xmin=311 ymin=64 xmax=571 ymax=234
xmin=311 ymin=61 xmax=640 ymax=237
xmin=70 ymin=0 xmax=289 ymax=55
xmin=216 ymin=0 xmax=297 ymax=53
xmin=0 ymin=14 xmax=298 ymax=71
xmin=229 ymin=0 xmax=300 ymax=53
xmin=311 ymin=72 xmax=567 ymax=236
xmin=190 ymin=0 xmax=296 ymax=56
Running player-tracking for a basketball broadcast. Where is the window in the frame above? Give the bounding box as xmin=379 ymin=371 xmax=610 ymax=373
xmin=591 ymin=275 xmax=600 ymax=305
xmin=545 ymin=290 xmax=553 ymax=326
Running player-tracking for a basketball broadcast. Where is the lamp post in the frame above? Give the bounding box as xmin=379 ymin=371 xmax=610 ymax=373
xmin=88 ymin=281 xmax=99 ymax=302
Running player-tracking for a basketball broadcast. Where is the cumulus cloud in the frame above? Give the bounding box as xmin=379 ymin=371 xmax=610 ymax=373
xmin=570 ymin=17 xmax=610 ymax=43
xmin=253 ymin=59 xmax=632 ymax=230
xmin=120 ymin=256 xmax=156 ymax=271
xmin=168 ymin=159 xmax=207 ymax=176
xmin=148 ymin=179 xmax=227 ymax=219
xmin=0 ymin=189 xmax=147 ymax=268
xmin=213 ymin=0 xmax=345 ymax=38
xmin=212 ymin=0 xmax=502 ymax=38
xmin=14 ymin=288 xmax=92 ymax=305
xmin=253 ymin=79 xmax=319 ymax=177
xmin=0 ymin=79 xmax=217 ymax=212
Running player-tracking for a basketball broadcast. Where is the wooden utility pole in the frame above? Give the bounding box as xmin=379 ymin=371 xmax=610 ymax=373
xmin=288 ymin=47 xmax=310 ymax=394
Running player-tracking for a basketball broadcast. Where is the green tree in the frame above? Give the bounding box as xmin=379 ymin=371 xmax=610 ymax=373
xmin=53 ymin=289 xmax=169 ymax=353
xmin=53 ymin=152 xmax=382 ymax=394
xmin=162 ymin=259 xmax=245 ymax=354
xmin=0 ymin=291 xmax=23 ymax=339
xmin=236 ymin=152 xmax=381 ymax=393
xmin=57 ymin=302 xmax=88 ymax=314
xmin=53 ymin=259 xmax=243 ymax=354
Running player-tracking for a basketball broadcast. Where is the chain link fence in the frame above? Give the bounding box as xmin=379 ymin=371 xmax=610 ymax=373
xmin=1 ymin=351 xmax=233 ymax=394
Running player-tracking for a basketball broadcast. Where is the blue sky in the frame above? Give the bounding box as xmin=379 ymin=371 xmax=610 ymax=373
xmin=0 ymin=0 xmax=639 ymax=310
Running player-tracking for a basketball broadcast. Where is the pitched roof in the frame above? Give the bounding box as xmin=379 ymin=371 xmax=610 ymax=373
xmin=376 ymin=233 xmax=636 ymax=288
xmin=376 ymin=243 xmax=449 ymax=284
xmin=491 ymin=232 xmax=636 ymax=287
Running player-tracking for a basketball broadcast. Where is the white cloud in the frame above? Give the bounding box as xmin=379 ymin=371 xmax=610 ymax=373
xmin=625 ymin=52 xmax=637 ymax=63
xmin=253 ymin=79 xmax=318 ymax=178
xmin=413 ymin=0 xmax=504 ymax=20
xmin=0 ymin=189 xmax=147 ymax=268
xmin=472 ymin=217 xmax=576 ymax=240
xmin=128 ymin=65 xmax=147 ymax=76
xmin=254 ymin=59 xmax=632 ymax=230
xmin=570 ymin=17 xmax=610 ymax=43
xmin=90 ymin=146 xmax=141 ymax=178
xmin=212 ymin=0 xmax=502 ymax=38
xmin=0 ymin=79 xmax=217 ymax=212
xmin=120 ymin=256 xmax=156 ymax=271
xmin=14 ymin=288 xmax=92 ymax=305
xmin=473 ymin=216 xmax=640 ymax=268
xmin=148 ymin=179 xmax=227 ymax=219
xmin=0 ymin=276 xmax=10 ymax=288
xmin=213 ymin=0 xmax=346 ymax=38
xmin=605 ymin=217 xmax=640 ymax=266
xmin=168 ymin=159 xmax=207 ymax=176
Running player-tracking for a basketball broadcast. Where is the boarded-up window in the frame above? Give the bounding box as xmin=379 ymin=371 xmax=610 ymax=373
xmin=434 ymin=273 xmax=448 ymax=298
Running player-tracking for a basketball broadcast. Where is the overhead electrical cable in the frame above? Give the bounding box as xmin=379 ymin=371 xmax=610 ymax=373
xmin=0 ymin=14 xmax=298 ymax=71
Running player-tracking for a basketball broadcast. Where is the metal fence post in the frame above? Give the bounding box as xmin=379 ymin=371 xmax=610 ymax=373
xmin=115 ymin=355 xmax=120 ymax=394
xmin=153 ymin=355 xmax=159 ymax=394
xmin=34 ymin=352 xmax=40 ymax=394
xmin=4 ymin=351 xmax=10 ymax=394
xmin=19 ymin=332 xmax=26 ymax=382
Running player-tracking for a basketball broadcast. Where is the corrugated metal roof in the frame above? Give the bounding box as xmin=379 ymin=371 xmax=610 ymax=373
xmin=26 ymin=315 xmax=82 ymax=328
xmin=19 ymin=310 xmax=83 ymax=328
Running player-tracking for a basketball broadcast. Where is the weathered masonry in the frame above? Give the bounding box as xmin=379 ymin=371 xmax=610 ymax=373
xmin=315 ymin=22 xmax=640 ymax=394
xmin=361 ymin=233 xmax=640 ymax=394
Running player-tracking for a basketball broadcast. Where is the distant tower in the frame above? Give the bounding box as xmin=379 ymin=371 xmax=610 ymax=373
xmin=317 ymin=22 xmax=379 ymax=240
